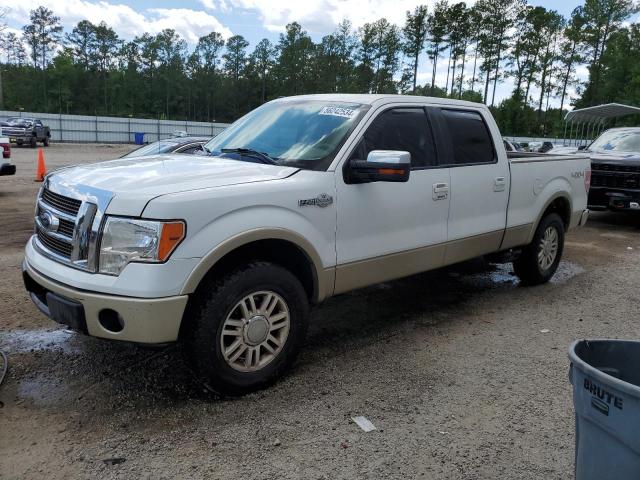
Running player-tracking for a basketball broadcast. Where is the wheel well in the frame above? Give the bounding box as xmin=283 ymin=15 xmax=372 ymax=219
xmin=543 ymin=196 xmax=571 ymax=228
xmin=195 ymin=239 xmax=316 ymax=302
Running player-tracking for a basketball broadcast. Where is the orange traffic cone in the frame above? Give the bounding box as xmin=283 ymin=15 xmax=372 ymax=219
xmin=35 ymin=148 xmax=47 ymax=182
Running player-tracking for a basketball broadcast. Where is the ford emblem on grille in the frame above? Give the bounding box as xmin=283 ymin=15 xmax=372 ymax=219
xmin=40 ymin=211 xmax=60 ymax=232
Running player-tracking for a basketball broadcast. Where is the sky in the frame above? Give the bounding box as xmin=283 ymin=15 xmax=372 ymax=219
xmin=0 ymin=0 xmax=586 ymax=108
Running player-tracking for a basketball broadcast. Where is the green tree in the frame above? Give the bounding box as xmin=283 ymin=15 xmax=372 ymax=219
xmin=402 ymin=5 xmax=429 ymax=92
xmin=427 ymin=1 xmax=448 ymax=94
xmin=22 ymin=6 xmax=63 ymax=69
xmin=66 ymin=20 xmax=96 ymax=68
xmin=534 ymin=10 xmax=564 ymax=120
xmin=92 ymin=22 xmax=122 ymax=113
xmin=224 ymin=35 xmax=249 ymax=116
xmin=557 ymin=7 xmax=586 ymax=118
xmin=249 ymin=38 xmax=275 ymax=102
xmin=276 ymin=22 xmax=315 ymax=95
xmin=476 ymin=0 xmax=525 ymax=105
xmin=155 ymin=29 xmax=187 ymax=118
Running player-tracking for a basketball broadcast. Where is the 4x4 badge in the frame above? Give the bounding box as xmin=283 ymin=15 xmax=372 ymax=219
xmin=299 ymin=193 xmax=333 ymax=208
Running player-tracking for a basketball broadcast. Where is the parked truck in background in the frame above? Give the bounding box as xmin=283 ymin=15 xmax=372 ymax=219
xmin=22 ymin=94 xmax=591 ymax=395
xmin=2 ymin=117 xmax=51 ymax=148
xmin=583 ymin=127 xmax=640 ymax=211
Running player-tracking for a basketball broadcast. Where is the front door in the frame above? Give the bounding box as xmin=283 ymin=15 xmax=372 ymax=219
xmin=334 ymin=106 xmax=450 ymax=293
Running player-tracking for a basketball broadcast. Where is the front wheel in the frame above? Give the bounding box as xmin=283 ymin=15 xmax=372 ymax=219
xmin=29 ymin=136 xmax=37 ymax=148
xmin=513 ymin=213 xmax=565 ymax=285
xmin=183 ymin=262 xmax=309 ymax=396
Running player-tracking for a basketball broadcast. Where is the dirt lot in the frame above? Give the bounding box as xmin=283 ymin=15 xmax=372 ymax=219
xmin=1 ymin=144 xmax=639 ymax=479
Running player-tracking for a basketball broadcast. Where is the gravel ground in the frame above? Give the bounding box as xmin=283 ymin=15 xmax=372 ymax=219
xmin=1 ymin=144 xmax=640 ymax=479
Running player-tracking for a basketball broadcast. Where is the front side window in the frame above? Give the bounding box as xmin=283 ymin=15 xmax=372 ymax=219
xmin=204 ymin=100 xmax=369 ymax=171
xmin=349 ymin=108 xmax=436 ymax=168
xmin=442 ymin=109 xmax=495 ymax=165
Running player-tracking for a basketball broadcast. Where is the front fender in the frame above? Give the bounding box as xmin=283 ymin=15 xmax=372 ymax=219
xmin=180 ymin=226 xmax=333 ymax=302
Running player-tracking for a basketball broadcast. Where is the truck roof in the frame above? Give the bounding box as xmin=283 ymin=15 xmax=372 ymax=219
xmin=273 ymin=93 xmax=488 ymax=110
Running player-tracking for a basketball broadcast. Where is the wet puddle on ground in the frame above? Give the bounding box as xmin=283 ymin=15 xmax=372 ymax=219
xmin=449 ymin=260 xmax=585 ymax=288
xmin=0 ymin=328 xmax=82 ymax=354
xmin=549 ymin=261 xmax=586 ymax=284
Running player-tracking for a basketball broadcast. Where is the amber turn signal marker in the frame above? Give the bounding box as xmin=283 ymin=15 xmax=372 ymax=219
xmin=158 ymin=222 xmax=185 ymax=261
xmin=378 ymin=168 xmax=404 ymax=175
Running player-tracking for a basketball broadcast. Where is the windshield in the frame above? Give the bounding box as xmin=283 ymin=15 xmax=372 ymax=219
xmin=123 ymin=140 xmax=179 ymax=158
xmin=589 ymin=130 xmax=640 ymax=154
xmin=203 ymin=100 xmax=368 ymax=170
xmin=6 ymin=117 xmax=32 ymax=126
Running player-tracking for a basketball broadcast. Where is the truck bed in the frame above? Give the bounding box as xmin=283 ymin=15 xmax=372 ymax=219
xmin=505 ymin=151 xmax=590 ymax=243
xmin=507 ymin=151 xmax=588 ymax=163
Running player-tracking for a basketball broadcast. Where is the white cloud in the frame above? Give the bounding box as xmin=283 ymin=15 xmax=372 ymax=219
xmin=3 ymin=1 xmax=233 ymax=43
xmin=208 ymin=0 xmax=477 ymax=33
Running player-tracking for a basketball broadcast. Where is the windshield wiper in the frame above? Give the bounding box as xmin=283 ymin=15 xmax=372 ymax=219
xmin=221 ymin=147 xmax=278 ymax=165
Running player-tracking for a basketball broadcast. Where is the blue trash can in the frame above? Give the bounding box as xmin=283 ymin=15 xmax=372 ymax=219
xmin=134 ymin=132 xmax=145 ymax=145
xmin=569 ymin=339 xmax=640 ymax=480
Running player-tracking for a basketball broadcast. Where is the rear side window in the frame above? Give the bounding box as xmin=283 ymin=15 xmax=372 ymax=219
xmin=442 ymin=109 xmax=495 ymax=165
xmin=350 ymin=108 xmax=436 ymax=168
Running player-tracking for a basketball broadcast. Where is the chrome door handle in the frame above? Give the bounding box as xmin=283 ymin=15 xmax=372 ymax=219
xmin=494 ymin=177 xmax=506 ymax=192
xmin=433 ymin=183 xmax=449 ymax=201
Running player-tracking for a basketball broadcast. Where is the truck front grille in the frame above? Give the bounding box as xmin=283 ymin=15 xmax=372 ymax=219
xmin=57 ymin=218 xmax=75 ymax=237
xmin=591 ymin=163 xmax=640 ymax=189
xmin=41 ymin=188 xmax=82 ymax=215
xmin=33 ymin=181 xmax=111 ymax=272
xmin=36 ymin=227 xmax=73 ymax=258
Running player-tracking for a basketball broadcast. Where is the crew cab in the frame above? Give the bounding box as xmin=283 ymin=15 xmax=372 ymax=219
xmin=23 ymin=95 xmax=590 ymax=395
xmin=2 ymin=117 xmax=51 ymax=148
xmin=584 ymin=127 xmax=640 ymax=211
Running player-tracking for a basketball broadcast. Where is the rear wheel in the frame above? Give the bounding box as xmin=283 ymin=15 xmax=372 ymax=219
xmin=513 ymin=213 xmax=564 ymax=285
xmin=43 ymin=136 xmax=50 ymax=147
xmin=183 ymin=261 xmax=309 ymax=396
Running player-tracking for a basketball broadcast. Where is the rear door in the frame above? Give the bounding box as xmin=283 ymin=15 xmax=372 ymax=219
xmin=433 ymin=108 xmax=510 ymax=264
xmin=334 ymin=105 xmax=450 ymax=293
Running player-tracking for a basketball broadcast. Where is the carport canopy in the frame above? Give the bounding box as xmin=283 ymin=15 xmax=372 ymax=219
xmin=565 ymin=103 xmax=640 ymax=124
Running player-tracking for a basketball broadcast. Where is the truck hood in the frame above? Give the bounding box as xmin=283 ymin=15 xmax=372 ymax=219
xmin=51 ymin=154 xmax=299 ymax=216
xmin=589 ymin=151 xmax=640 ymax=166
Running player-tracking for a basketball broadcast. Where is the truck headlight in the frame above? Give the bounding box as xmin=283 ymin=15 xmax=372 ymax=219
xmin=99 ymin=217 xmax=185 ymax=275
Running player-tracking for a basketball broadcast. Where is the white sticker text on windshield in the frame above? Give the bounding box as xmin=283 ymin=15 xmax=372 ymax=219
xmin=319 ymin=106 xmax=357 ymax=119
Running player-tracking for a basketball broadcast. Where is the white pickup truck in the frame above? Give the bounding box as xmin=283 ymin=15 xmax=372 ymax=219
xmin=23 ymin=94 xmax=590 ymax=394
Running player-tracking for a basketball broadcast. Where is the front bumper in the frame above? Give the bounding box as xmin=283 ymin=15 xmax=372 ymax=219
xmin=23 ymin=259 xmax=188 ymax=344
xmin=588 ymin=188 xmax=640 ymax=212
xmin=0 ymin=163 xmax=15 ymax=176
xmin=6 ymin=134 xmax=31 ymax=142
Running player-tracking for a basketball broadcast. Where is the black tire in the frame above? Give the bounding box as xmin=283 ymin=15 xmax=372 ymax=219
xmin=16 ymin=140 xmax=23 ymax=146
xmin=513 ymin=212 xmax=565 ymax=285
xmin=29 ymin=136 xmax=36 ymax=148
xmin=183 ymin=261 xmax=309 ymax=396
xmin=43 ymin=136 xmax=50 ymax=147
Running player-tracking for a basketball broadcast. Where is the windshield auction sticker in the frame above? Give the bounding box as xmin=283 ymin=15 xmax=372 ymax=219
xmin=319 ymin=106 xmax=357 ymax=119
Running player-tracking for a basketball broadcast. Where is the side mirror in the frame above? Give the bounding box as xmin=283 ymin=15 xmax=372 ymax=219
xmin=577 ymin=145 xmax=586 ymax=151
xmin=347 ymin=150 xmax=411 ymax=184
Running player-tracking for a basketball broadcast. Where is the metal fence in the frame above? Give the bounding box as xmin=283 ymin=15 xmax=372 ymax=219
xmin=0 ymin=110 xmax=230 ymax=144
